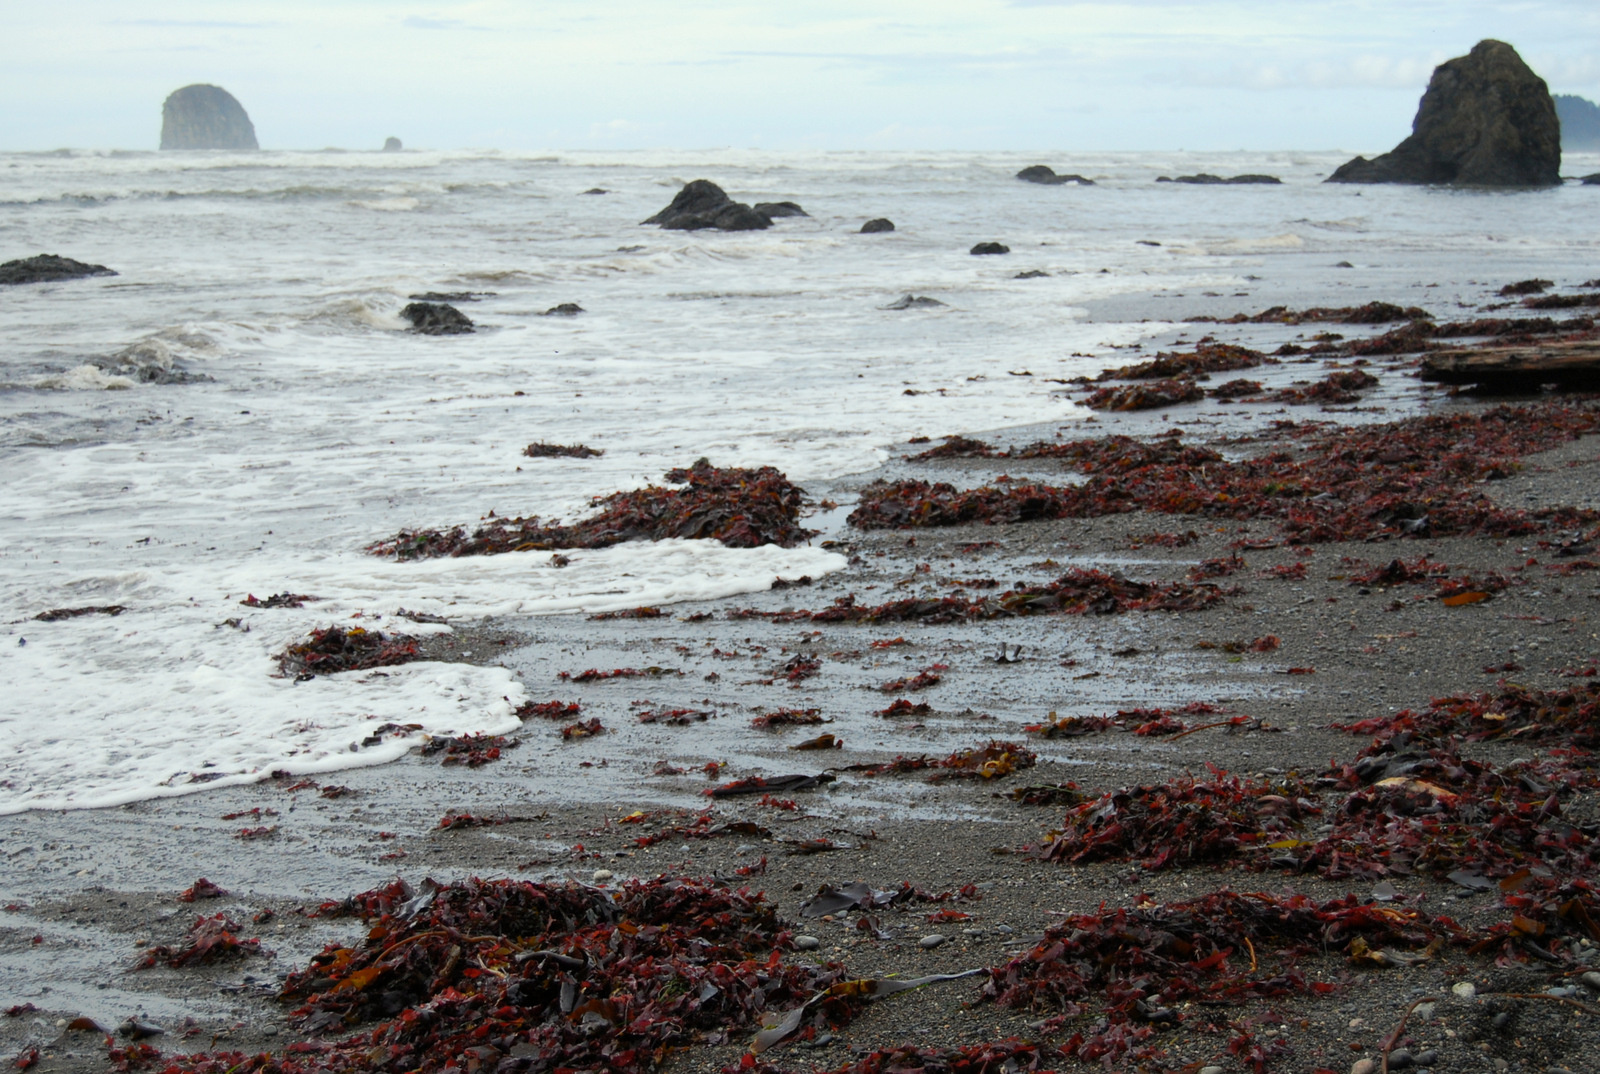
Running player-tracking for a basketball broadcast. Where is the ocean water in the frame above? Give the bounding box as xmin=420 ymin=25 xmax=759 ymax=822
xmin=3 ymin=147 xmax=1597 ymax=814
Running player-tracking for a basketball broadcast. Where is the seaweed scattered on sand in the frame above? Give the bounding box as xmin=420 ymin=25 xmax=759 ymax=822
xmin=522 ymin=442 xmax=603 ymax=459
xmin=136 ymin=914 xmax=269 ymax=970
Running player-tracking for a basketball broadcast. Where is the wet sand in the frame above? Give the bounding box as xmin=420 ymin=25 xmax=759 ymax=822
xmin=7 ymin=291 xmax=1600 ymax=1073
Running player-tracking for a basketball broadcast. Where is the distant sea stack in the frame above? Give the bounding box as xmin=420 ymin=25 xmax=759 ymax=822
xmin=160 ymin=84 xmax=259 ymax=150
xmin=1327 ymin=40 xmax=1559 ymax=187
xmin=383 ymin=137 xmax=403 ymax=152
xmin=1556 ymin=95 xmax=1600 ymax=152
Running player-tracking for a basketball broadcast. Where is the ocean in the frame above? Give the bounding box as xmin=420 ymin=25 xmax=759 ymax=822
xmin=3 ymin=146 xmax=1597 ymax=814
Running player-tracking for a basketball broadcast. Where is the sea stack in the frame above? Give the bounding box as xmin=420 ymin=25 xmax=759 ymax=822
xmin=1327 ymin=40 xmax=1559 ymax=187
xmin=160 ymin=85 xmax=259 ymax=150
xmin=383 ymin=137 xmax=403 ymax=152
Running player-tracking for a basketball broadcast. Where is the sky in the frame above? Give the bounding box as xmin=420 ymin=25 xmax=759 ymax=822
xmin=4 ymin=1 xmax=1599 ymax=152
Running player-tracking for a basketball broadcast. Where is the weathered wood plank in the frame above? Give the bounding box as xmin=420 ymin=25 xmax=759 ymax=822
xmin=1419 ymin=343 xmax=1600 ymax=390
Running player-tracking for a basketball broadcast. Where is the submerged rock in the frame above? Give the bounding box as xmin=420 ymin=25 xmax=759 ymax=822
xmin=970 ymin=242 xmax=1010 ymax=255
xmin=401 ymin=302 xmax=475 ymax=335
xmin=1015 ymin=270 xmax=1050 ymax=279
xmin=382 ymin=137 xmax=402 ymax=152
xmin=883 ymin=294 xmax=946 ymax=310
xmin=1556 ymin=95 xmax=1600 ymax=152
xmin=160 ymin=84 xmax=259 ymax=150
xmin=642 ymin=180 xmax=771 ymax=231
xmin=753 ymin=200 xmax=808 ymax=218
xmin=0 ymin=254 xmax=116 ymax=285
xmin=1328 ymin=40 xmax=1560 ymax=186
xmin=1016 ymin=165 xmax=1095 ymax=185
xmin=860 ymin=218 xmax=895 ymax=233
xmin=1156 ymin=174 xmax=1282 ymax=185
xmin=1584 ymin=174 xmax=1600 ymax=186
xmin=542 ymin=303 xmax=584 ymax=316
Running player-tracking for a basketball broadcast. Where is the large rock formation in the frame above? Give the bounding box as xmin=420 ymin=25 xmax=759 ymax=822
xmin=161 ymin=85 xmax=258 ymax=150
xmin=383 ymin=137 xmax=403 ymax=152
xmin=401 ymin=302 xmax=474 ymax=335
xmin=1016 ymin=165 xmax=1095 ymax=186
xmin=642 ymin=181 xmax=771 ymax=231
xmin=0 ymin=254 xmax=116 ymax=286
xmin=1556 ymin=95 xmax=1600 ymax=152
xmin=1328 ymin=40 xmax=1559 ymax=187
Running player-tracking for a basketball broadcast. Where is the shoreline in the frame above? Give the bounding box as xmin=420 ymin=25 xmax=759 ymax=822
xmin=8 ymin=284 xmax=1600 ymax=1072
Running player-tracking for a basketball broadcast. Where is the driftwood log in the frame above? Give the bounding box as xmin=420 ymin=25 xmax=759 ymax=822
xmin=1420 ymin=342 xmax=1600 ymax=391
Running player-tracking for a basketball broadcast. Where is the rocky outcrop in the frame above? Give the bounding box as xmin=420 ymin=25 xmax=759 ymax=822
xmin=1328 ymin=40 xmax=1559 ymax=187
xmin=1015 ymin=270 xmax=1049 ymax=279
xmin=1016 ymin=165 xmax=1095 ymax=186
xmin=382 ymin=137 xmax=402 ymax=152
xmin=860 ymin=218 xmax=895 ymax=233
xmin=1157 ymin=174 xmax=1281 ymax=185
xmin=542 ymin=303 xmax=584 ymax=316
xmin=884 ymin=295 xmax=946 ymax=310
xmin=401 ymin=302 xmax=474 ymax=335
xmin=0 ymin=254 xmax=116 ymax=285
xmin=160 ymin=85 xmax=259 ymax=150
xmin=642 ymin=180 xmax=772 ymax=231
xmin=753 ymin=201 xmax=808 ymax=218
xmin=1556 ymin=95 xmax=1600 ymax=152
xmin=1583 ymin=174 xmax=1600 ymax=186
xmin=970 ymin=242 xmax=1010 ymax=256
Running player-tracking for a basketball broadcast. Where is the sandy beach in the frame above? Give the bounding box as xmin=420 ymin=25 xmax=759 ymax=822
xmin=9 ymin=266 xmax=1600 ymax=1074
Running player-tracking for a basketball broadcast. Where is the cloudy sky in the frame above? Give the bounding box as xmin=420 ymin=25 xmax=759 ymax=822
xmin=5 ymin=1 xmax=1598 ymax=151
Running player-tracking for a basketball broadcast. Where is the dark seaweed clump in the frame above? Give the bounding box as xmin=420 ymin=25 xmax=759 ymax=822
xmin=852 ymin=403 xmax=1600 ymax=544
xmin=371 ymin=462 xmax=813 ymax=559
xmin=276 ymin=626 xmax=421 ymax=677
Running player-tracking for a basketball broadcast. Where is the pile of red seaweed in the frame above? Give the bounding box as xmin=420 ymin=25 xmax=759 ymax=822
xmin=980 ymin=890 xmax=1462 ymax=1068
xmin=276 ymin=627 xmax=420 ymax=678
xmin=118 ymin=877 xmax=849 ymax=1074
xmin=522 ymin=442 xmax=603 ymax=459
xmin=420 ymin=733 xmax=517 ymax=766
xmin=1263 ymin=368 xmax=1379 ymax=406
xmin=847 ymin=740 xmax=1036 ymax=781
xmin=370 ymin=463 xmax=814 ymax=559
xmin=1037 ymin=769 xmax=1319 ymax=869
xmin=1092 ymin=342 xmax=1270 ymax=381
xmin=1192 ymin=302 xmax=1433 ymax=325
xmin=1335 ymin=679 xmax=1600 ymax=752
xmin=731 ymin=568 xmax=1229 ymax=626
xmin=136 ymin=914 xmax=270 ymax=970
xmin=1081 ymin=377 xmax=1204 ymax=412
xmin=851 ymin=404 xmax=1600 ymax=544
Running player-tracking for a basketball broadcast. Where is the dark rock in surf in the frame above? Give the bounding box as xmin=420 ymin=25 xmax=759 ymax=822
xmin=160 ymin=84 xmax=259 ymax=150
xmin=860 ymin=218 xmax=895 ymax=233
xmin=753 ymin=201 xmax=808 ymax=218
xmin=408 ymin=291 xmax=492 ymax=302
xmin=1157 ymin=174 xmax=1282 ymax=185
xmin=1015 ymin=270 xmax=1050 ymax=279
xmin=582 ymin=188 xmax=609 ymax=195
xmin=1555 ymin=95 xmax=1600 ymax=152
xmin=1016 ymin=165 xmax=1095 ymax=186
xmin=401 ymin=302 xmax=475 ymax=335
xmin=970 ymin=242 xmax=1010 ymax=256
xmin=542 ymin=303 xmax=584 ymax=316
xmin=0 ymin=254 xmax=117 ymax=286
xmin=1328 ymin=40 xmax=1560 ymax=187
xmin=382 ymin=137 xmax=402 ymax=152
xmin=642 ymin=180 xmax=771 ymax=231
xmin=883 ymin=295 xmax=946 ymax=310
xmin=1582 ymin=174 xmax=1600 ymax=186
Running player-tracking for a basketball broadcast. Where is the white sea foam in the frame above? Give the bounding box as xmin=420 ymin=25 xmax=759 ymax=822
xmin=4 ymin=147 xmax=1596 ymax=812
xmin=32 ymin=364 xmax=135 ymax=390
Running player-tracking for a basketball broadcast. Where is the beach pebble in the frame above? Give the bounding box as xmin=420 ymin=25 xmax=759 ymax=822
xmin=1413 ymin=1050 xmax=1437 ymax=1067
xmin=1387 ymin=1048 xmax=1415 ymax=1069
xmin=1351 ymin=1059 xmax=1378 ymax=1074
xmin=1452 ymin=981 xmax=1477 ymax=999
xmin=919 ymin=934 xmax=946 ymax=949
xmin=1198 ymin=1067 xmax=1225 ymax=1074
xmin=591 ymin=869 xmax=613 ymax=883
xmin=794 ymin=935 xmax=821 ymax=951
xmin=1581 ymin=970 xmax=1600 ymax=991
